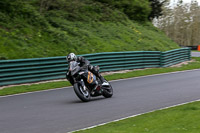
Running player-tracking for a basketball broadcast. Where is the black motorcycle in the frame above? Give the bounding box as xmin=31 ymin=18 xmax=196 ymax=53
xmin=68 ymin=61 xmax=113 ymax=102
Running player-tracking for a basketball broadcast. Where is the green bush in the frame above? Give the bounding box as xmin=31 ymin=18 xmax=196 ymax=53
xmin=94 ymin=0 xmax=151 ymax=21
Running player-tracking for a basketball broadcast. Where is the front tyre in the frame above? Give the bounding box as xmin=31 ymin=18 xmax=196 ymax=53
xmin=74 ymin=83 xmax=90 ymax=102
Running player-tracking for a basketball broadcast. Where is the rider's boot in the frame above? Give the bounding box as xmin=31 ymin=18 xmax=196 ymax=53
xmin=99 ymin=75 xmax=109 ymax=86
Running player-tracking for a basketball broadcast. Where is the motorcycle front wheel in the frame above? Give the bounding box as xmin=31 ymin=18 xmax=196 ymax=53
xmin=73 ymin=83 xmax=91 ymax=102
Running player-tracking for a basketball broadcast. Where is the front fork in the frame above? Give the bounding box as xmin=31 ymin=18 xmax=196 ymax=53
xmin=72 ymin=74 xmax=87 ymax=91
xmin=80 ymin=79 xmax=87 ymax=91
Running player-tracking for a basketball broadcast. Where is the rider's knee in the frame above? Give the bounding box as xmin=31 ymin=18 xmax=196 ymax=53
xmin=89 ymin=65 xmax=100 ymax=75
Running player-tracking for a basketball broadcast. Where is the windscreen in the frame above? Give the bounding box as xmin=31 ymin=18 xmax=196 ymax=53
xmin=69 ymin=61 xmax=80 ymax=76
xmin=69 ymin=61 xmax=78 ymax=70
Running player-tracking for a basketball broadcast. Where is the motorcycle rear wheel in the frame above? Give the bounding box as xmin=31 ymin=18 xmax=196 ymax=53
xmin=102 ymin=81 xmax=113 ymax=98
xmin=74 ymin=83 xmax=91 ymax=102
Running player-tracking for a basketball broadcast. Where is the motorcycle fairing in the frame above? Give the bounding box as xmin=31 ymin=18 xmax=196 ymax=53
xmin=87 ymin=71 xmax=96 ymax=84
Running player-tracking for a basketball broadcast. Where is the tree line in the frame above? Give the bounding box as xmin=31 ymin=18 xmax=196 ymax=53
xmin=93 ymin=0 xmax=165 ymax=21
xmin=154 ymin=0 xmax=200 ymax=46
xmin=0 ymin=0 xmax=164 ymax=22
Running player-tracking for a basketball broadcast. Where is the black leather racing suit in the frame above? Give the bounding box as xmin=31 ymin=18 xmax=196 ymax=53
xmin=66 ymin=56 xmax=104 ymax=85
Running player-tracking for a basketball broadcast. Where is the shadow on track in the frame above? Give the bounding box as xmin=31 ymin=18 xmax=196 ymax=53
xmin=66 ymin=96 xmax=106 ymax=104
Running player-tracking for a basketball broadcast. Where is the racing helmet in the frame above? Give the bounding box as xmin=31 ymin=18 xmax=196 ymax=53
xmin=66 ymin=53 xmax=77 ymax=62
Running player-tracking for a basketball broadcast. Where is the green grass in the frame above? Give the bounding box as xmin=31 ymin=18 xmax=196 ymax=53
xmin=104 ymin=57 xmax=200 ymax=81
xmin=0 ymin=0 xmax=179 ymax=60
xmin=0 ymin=57 xmax=200 ymax=96
xmin=75 ymin=101 xmax=200 ymax=133
xmin=0 ymin=81 xmax=71 ymax=96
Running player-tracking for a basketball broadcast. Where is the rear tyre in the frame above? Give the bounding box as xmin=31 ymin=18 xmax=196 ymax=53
xmin=74 ymin=83 xmax=90 ymax=102
xmin=102 ymin=81 xmax=113 ymax=98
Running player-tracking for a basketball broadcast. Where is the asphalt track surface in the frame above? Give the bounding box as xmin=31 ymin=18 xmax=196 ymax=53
xmin=192 ymin=52 xmax=200 ymax=57
xmin=1 ymin=70 xmax=200 ymax=133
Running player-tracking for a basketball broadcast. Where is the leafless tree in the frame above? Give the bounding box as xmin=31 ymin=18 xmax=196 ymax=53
xmin=154 ymin=0 xmax=200 ymax=46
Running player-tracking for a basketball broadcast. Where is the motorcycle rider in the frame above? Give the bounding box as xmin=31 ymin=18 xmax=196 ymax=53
xmin=66 ymin=53 xmax=109 ymax=87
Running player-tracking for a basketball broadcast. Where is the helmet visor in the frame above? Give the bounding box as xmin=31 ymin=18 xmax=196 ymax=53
xmin=67 ymin=56 xmax=74 ymax=63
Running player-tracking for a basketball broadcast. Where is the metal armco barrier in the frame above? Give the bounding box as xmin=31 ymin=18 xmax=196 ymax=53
xmin=161 ymin=48 xmax=191 ymax=67
xmin=0 ymin=48 xmax=190 ymax=86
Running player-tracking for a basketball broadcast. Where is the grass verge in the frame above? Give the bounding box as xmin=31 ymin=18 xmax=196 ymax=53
xmin=75 ymin=100 xmax=200 ymax=133
xmin=0 ymin=57 xmax=200 ymax=96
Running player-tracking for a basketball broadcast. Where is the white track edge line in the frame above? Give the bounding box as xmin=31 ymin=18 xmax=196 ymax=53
xmin=69 ymin=98 xmax=200 ymax=133
xmin=1 ymin=68 xmax=200 ymax=98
